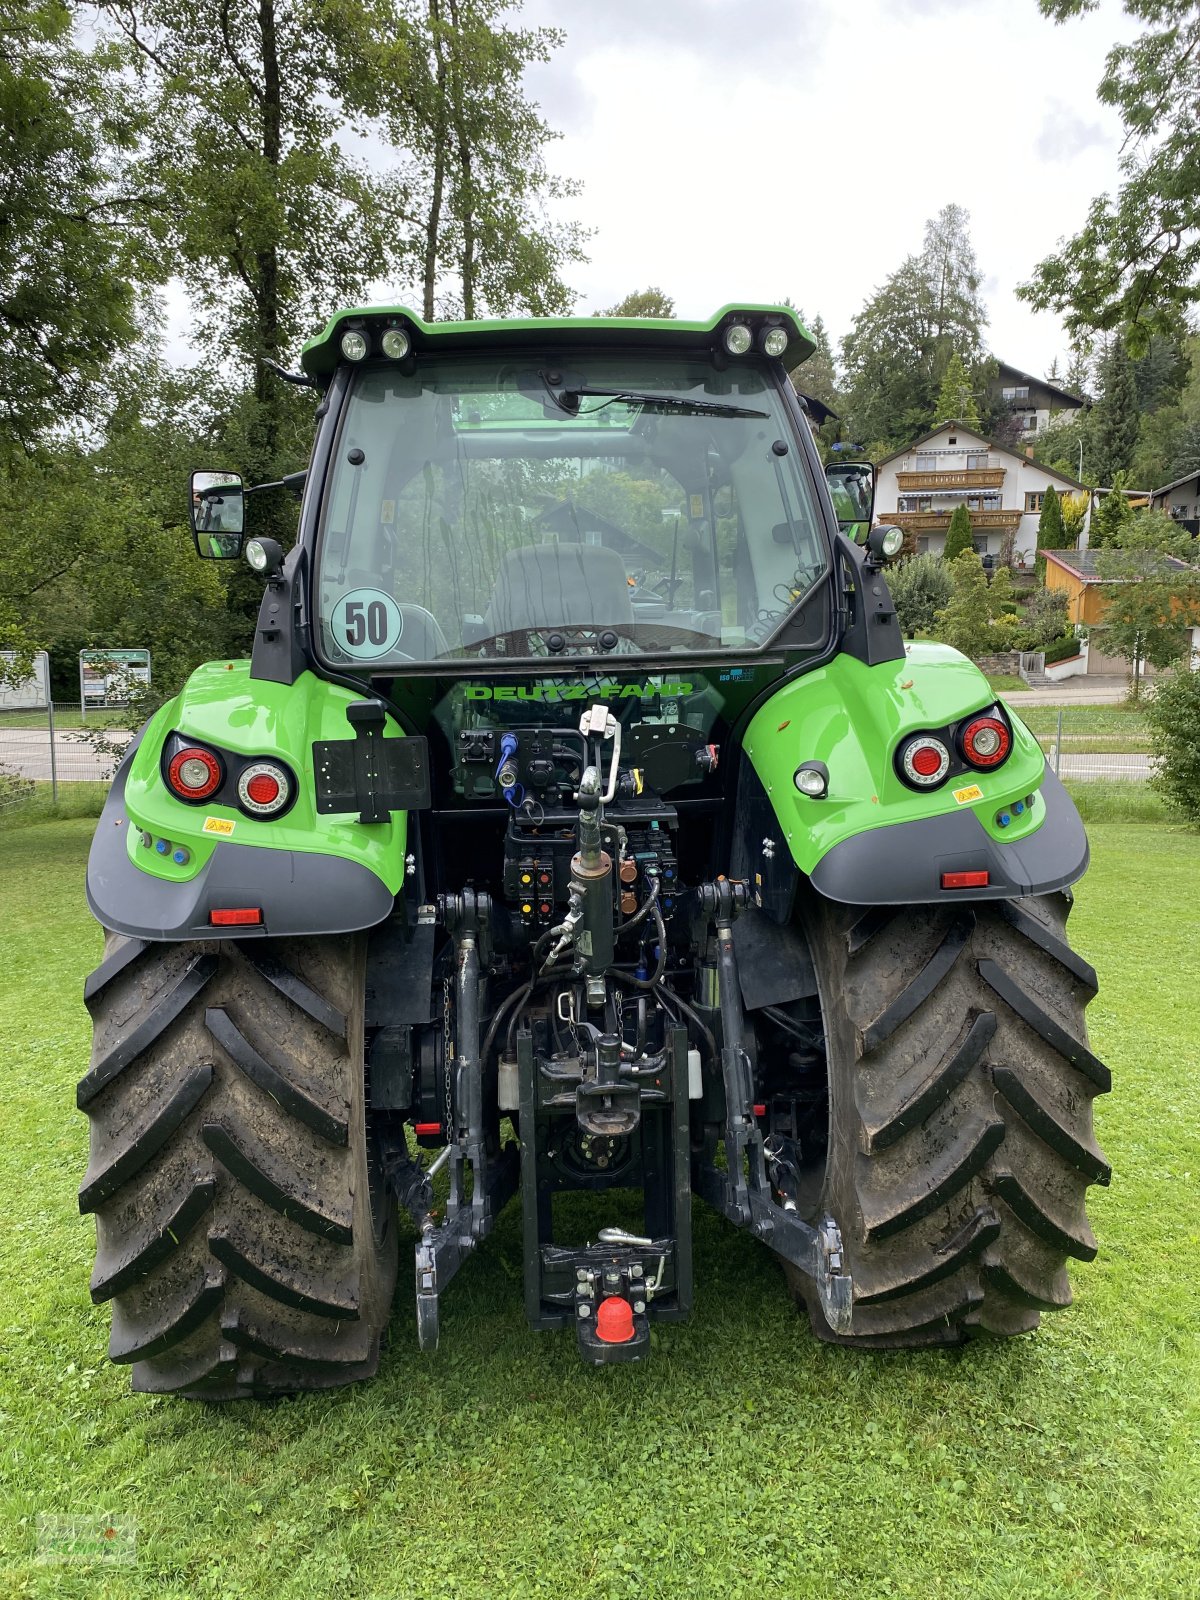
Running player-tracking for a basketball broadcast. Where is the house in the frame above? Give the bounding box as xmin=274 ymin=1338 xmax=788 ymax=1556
xmin=1149 ymin=468 xmax=1200 ymax=536
xmin=1043 ymin=548 xmax=1200 ymax=676
xmin=875 ymin=422 xmax=1086 ymax=568
xmin=986 ymin=362 xmax=1086 ymax=437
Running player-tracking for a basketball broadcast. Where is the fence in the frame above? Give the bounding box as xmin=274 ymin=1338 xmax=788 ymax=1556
xmin=0 ymin=698 xmax=1157 ymax=823
xmin=0 ymin=704 xmax=133 ymax=815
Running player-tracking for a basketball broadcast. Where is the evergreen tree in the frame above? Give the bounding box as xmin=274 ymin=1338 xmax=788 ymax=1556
xmin=935 ymin=352 xmax=980 ymax=425
xmin=934 ymin=550 xmax=994 ymax=658
xmin=1035 ymin=485 xmax=1065 ymax=577
xmin=943 ymin=503 xmax=974 ymax=560
xmin=987 ymin=565 xmax=1017 ymax=616
xmin=790 ymin=310 xmax=840 ymax=413
xmin=1090 ymin=479 xmax=1134 ymax=548
xmin=888 ymin=554 xmax=952 ymax=637
xmin=1089 ymin=336 xmax=1140 ymax=487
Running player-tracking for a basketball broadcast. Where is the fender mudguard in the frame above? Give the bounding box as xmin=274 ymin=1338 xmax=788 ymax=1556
xmin=741 ymin=643 xmax=1088 ymax=906
xmin=85 ymin=663 xmax=405 ymax=940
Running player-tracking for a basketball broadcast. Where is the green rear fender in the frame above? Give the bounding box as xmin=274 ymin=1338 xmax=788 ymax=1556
xmin=743 ymin=644 xmax=1087 ymax=905
xmin=84 ymin=662 xmax=408 ymax=940
xmin=120 ymin=662 xmax=407 ymax=892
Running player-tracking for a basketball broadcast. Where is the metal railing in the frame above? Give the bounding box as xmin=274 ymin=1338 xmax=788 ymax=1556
xmin=0 ymin=704 xmax=132 ymax=813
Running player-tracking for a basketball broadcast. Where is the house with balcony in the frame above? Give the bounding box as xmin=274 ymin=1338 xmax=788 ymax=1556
xmin=985 ymin=362 xmax=1086 ymax=437
xmin=1149 ymin=468 xmax=1200 ymax=537
xmin=875 ymin=422 xmax=1086 ymax=568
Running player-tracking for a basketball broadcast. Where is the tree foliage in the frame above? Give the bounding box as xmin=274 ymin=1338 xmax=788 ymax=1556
xmin=1090 ymin=479 xmax=1135 ymax=547
xmin=1088 ymin=335 xmax=1140 ymax=487
xmin=936 ymin=351 xmax=981 ymax=425
xmin=888 ymin=554 xmax=952 ymax=637
xmin=934 ymin=550 xmax=995 ymax=658
xmin=0 ymin=1 xmax=158 ymax=451
xmin=1021 ymin=1 xmax=1200 ymax=350
xmin=597 ymin=288 xmax=675 ymax=317
xmin=1036 ymin=486 xmax=1065 ymax=578
xmin=943 ymin=504 xmax=975 ymax=561
xmin=842 ymin=204 xmax=988 ymax=450
xmin=1095 ymin=509 xmax=1200 ymax=695
xmin=1146 ymin=662 xmax=1200 ymax=822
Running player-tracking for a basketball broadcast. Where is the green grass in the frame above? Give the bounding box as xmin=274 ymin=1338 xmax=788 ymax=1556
xmin=0 ymin=783 xmax=108 ymax=831
xmin=985 ymin=674 xmax=1026 ymax=693
xmin=1016 ymin=705 xmax=1150 ymax=738
xmin=1063 ymin=782 xmax=1171 ymax=824
xmin=1 ymin=821 xmax=1198 ymax=1599
xmin=0 ymin=708 xmax=116 ymax=731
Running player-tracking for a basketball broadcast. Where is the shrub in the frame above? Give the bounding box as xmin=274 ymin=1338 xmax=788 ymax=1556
xmin=943 ymin=505 xmax=974 ymax=561
xmin=934 ymin=550 xmax=994 ymax=657
xmin=888 ymin=553 xmax=952 ymax=637
xmin=1017 ymin=586 xmax=1071 ymax=650
xmin=1044 ymin=635 xmax=1083 ymax=665
xmin=1145 ymin=666 xmax=1200 ymax=824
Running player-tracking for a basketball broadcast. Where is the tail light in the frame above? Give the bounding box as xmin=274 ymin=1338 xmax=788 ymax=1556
xmin=959 ymin=713 xmax=1012 ymax=770
xmin=236 ymin=760 xmax=293 ymax=818
xmin=897 ymin=735 xmax=950 ymax=789
xmin=166 ymin=744 xmax=223 ymax=802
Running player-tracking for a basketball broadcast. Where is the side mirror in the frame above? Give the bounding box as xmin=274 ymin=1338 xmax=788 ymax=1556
xmin=190 ymin=470 xmax=245 ymax=558
xmin=825 ymin=460 xmax=876 ymax=535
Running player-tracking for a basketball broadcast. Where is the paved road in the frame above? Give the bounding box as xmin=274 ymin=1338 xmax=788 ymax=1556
xmin=0 ymin=727 xmax=133 ymax=782
xmin=1003 ymin=676 xmax=1135 ymax=707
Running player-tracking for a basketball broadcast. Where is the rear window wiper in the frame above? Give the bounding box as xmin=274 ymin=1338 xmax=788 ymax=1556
xmin=540 ymin=374 xmax=767 ymax=420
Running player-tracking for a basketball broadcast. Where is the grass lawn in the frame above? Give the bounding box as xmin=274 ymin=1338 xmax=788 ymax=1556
xmin=985 ymin=674 xmax=1026 ymax=694
xmin=1 ymin=820 xmax=1197 ymax=1599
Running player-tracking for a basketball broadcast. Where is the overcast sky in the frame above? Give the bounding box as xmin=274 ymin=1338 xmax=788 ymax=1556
xmin=512 ymin=0 xmax=1135 ymax=378
xmin=159 ymin=0 xmax=1135 ymax=381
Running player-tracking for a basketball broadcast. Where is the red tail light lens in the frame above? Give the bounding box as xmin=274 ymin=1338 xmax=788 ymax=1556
xmin=898 ymin=735 xmax=950 ymax=788
xmin=166 ymin=745 xmax=223 ymax=801
xmin=236 ymin=760 xmax=292 ymax=817
xmin=960 ymin=714 xmax=1012 ymax=769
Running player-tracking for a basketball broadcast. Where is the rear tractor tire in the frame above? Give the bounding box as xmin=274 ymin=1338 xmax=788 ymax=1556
xmin=787 ymin=891 xmax=1110 ymax=1346
xmin=79 ymin=932 xmax=398 ymax=1397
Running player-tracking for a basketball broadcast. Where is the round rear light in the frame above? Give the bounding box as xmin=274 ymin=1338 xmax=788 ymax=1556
xmin=237 ymin=760 xmax=292 ymax=816
xmin=899 ymin=735 xmax=950 ymax=788
xmin=961 ymin=715 xmax=1011 ymax=769
xmin=167 ymin=746 xmax=223 ymax=801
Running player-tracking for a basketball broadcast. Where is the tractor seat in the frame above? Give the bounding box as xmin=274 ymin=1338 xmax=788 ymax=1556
xmin=482 ymin=544 xmax=634 ymax=637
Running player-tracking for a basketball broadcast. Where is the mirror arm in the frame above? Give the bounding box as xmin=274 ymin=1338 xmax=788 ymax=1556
xmin=245 ymin=469 xmax=307 ymax=499
xmin=262 ymin=357 xmax=318 ymax=390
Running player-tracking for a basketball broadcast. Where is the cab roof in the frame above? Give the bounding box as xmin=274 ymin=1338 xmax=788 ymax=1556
xmin=299 ymin=303 xmax=816 ymax=382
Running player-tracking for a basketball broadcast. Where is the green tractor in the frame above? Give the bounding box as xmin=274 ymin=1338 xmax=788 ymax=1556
xmin=81 ymin=305 xmax=1109 ymax=1396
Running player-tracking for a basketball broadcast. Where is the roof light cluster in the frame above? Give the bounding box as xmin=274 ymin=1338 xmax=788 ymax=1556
xmin=339 ymin=322 xmax=411 ymax=363
xmin=722 ymin=319 xmax=789 ymax=359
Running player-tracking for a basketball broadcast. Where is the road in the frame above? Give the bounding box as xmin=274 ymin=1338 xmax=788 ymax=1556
xmin=0 ymin=727 xmax=133 ymax=782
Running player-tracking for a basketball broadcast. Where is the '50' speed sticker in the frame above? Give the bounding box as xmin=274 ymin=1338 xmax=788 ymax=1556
xmin=330 ymin=589 xmax=404 ymax=660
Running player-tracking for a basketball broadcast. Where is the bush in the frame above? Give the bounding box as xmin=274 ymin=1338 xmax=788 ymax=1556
xmin=1043 ymin=635 xmax=1083 ymax=665
xmin=934 ymin=550 xmax=994 ymax=657
xmin=1146 ymin=666 xmax=1200 ymax=824
xmin=888 ymin=553 xmax=952 ymax=637
xmin=1017 ymin=586 xmax=1071 ymax=650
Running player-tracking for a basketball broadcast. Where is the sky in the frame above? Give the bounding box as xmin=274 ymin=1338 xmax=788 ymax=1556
xmin=511 ymin=0 xmax=1137 ymax=378
xmin=158 ymin=0 xmax=1136 ymax=381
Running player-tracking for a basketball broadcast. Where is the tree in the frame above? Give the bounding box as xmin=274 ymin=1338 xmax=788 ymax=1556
xmin=1020 ymin=1 xmax=1200 ymax=350
xmin=790 ymin=310 xmax=839 ymax=413
xmin=1036 ymin=486 xmax=1065 ymax=578
xmin=1090 ymin=480 xmax=1135 ymax=547
xmin=1095 ymin=509 xmax=1200 ymax=697
xmin=0 ymin=1 xmax=159 ymax=452
xmin=888 ymin=554 xmax=952 ymax=637
xmin=1146 ymin=664 xmax=1200 ymax=823
xmin=934 ymin=550 xmax=995 ymax=658
xmin=597 ymin=288 xmax=674 ymax=318
xmin=943 ymin=504 xmax=974 ymax=561
xmin=935 ymin=351 xmax=980 ymax=425
xmin=1061 ymin=491 xmax=1090 ymax=544
xmin=987 ymin=564 xmax=1017 ymax=616
xmin=1089 ymin=335 xmax=1140 ymax=486
xmin=841 ymin=204 xmax=988 ymax=449
xmin=95 ymin=0 xmax=583 ymax=480
xmin=1019 ymin=585 xmax=1071 ymax=650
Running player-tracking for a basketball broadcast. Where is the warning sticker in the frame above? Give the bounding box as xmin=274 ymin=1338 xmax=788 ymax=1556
xmin=689 ymin=494 xmax=704 ymax=519
xmin=202 ymin=816 xmax=236 ymax=836
xmin=953 ymin=784 xmax=984 ymax=805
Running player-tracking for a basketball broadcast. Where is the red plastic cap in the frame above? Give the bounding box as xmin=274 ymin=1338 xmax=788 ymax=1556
xmin=595 ymin=1295 xmax=635 ymax=1344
